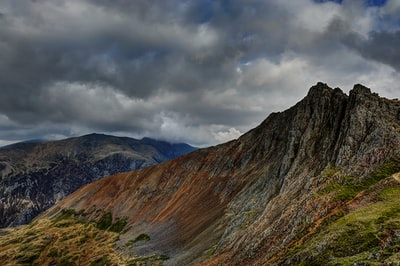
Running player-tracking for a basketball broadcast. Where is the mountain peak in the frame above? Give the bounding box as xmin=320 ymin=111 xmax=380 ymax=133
xmin=304 ymin=82 xmax=347 ymax=106
xmin=307 ymin=81 xmax=333 ymax=96
xmin=346 ymin=83 xmax=383 ymax=111
xmin=307 ymin=82 xmax=375 ymax=99
xmin=352 ymin=83 xmax=372 ymax=95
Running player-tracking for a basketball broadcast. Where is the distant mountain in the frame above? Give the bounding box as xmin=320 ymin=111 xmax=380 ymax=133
xmin=1 ymin=83 xmax=400 ymax=265
xmin=0 ymin=139 xmax=47 ymax=149
xmin=14 ymin=139 xmax=47 ymax=145
xmin=0 ymin=133 xmax=196 ymax=227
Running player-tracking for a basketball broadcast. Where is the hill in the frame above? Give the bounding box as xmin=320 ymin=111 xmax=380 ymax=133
xmin=0 ymin=134 xmax=196 ymax=228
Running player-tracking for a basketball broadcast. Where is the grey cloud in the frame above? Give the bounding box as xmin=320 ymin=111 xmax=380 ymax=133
xmin=322 ymin=12 xmax=400 ymax=71
xmin=0 ymin=1 xmax=278 ymax=116
xmin=0 ymin=0 xmax=399 ymax=146
xmin=343 ymin=30 xmax=400 ymax=71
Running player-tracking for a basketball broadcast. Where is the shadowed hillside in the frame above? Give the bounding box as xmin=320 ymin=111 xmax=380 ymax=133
xmin=0 ymin=134 xmax=196 ymax=228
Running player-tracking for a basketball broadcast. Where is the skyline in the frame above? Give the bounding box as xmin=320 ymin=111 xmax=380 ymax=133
xmin=1 ymin=0 xmax=400 ymax=146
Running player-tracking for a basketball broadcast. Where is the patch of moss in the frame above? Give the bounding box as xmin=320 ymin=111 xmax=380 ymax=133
xmin=331 ymin=178 xmax=359 ymax=202
xmin=323 ymin=160 xmax=400 ymax=202
xmin=369 ymin=160 xmax=400 ymax=183
xmin=95 ymin=212 xmax=113 ymax=231
xmin=108 ymin=217 xmax=128 ymax=233
xmin=133 ymin=233 xmax=151 ymax=243
xmin=287 ymin=244 xmax=304 ymax=257
xmin=322 ymin=165 xmax=341 ymax=179
xmin=94 ymin=212 xmax=127 ymax=233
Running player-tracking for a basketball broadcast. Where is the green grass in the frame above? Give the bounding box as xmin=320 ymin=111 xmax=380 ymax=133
xmin=55 ymin=209 xmax=128 ymax=233
xmin=285 ymin=185 xmax=400 ymax=265
xmin=108 ymin=217 xmax=128 ymax=233
xmin=321 ymin=160 xmax=400 ymax=202
xmin=321 ymin=165 xmax=341 ymax=179
xmin=56 ymin=209 xmax=77 ymax=220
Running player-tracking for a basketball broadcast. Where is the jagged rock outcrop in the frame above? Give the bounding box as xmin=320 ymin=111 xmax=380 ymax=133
xmin=208 ymin=83 xmax=400 ymax=265
xmin=0 ymin=134 xmax=196 ymax=228
xmin=1 ymin=82 xmax=399 ymax=265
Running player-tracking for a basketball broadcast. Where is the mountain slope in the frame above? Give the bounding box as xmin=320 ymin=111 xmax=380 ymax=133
xmin=1 ymin=82 xmax=400 ymax=265
xmin=0 ymin=134 xmax=196 ymax=228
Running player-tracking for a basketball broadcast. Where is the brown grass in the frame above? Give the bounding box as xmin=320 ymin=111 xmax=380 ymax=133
xmin=0 ymin=218 xmax=126 ymax=266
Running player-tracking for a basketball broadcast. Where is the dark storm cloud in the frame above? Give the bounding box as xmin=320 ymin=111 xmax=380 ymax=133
xmin=0 ymin=1 xmax=288 ymax=126
xmin=322 ymin=2 xmax=400 ymax=71
xmin=343 ymin=30 xmax=400 ymax=71
xmin=0 ymin=0 xmax=399 ymax=146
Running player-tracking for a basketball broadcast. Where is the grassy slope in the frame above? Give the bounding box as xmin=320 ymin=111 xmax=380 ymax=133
xmin=0 ymin=211 xmax=169 ymax=266
xmin=280 ymin=172 xmax=400 ymax=265
xmin=0 ymin=216 xmax=124 ymax=266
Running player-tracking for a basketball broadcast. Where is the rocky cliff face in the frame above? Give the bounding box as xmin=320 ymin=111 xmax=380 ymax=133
xmin=1 ymin=82 xmax=399 ymax=266
xmin=206 ymin=84 xmax=400 ymax=265
xmin=0 ymin=134 xmax=196 ymax=228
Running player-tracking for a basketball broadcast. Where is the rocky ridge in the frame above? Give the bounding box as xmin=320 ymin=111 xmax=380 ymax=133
xmin=1 ymin=82 xmax=400 ymax=265
xmin=0 ymin=134 xmax=196 ymax=228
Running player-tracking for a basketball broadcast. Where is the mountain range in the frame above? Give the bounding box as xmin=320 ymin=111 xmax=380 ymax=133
xmin=0 ymin=134 xmax=196 ymax=228
xmin=0 ymin=82 xmax=400 ymax=265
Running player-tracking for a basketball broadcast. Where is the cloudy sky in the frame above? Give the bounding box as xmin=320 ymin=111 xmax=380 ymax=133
xmin=0 ymin=0 xmax=400 ymax=147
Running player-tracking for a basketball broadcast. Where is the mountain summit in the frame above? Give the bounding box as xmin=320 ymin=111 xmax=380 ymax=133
xmin=1 ymin=83 xmax=400 ymax=265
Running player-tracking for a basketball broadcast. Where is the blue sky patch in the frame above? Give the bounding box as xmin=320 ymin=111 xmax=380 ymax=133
xmin=364 ymin=0 xmax=387 ymax=7
xmin=314 ymin=0 xmax=387 ymax=6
